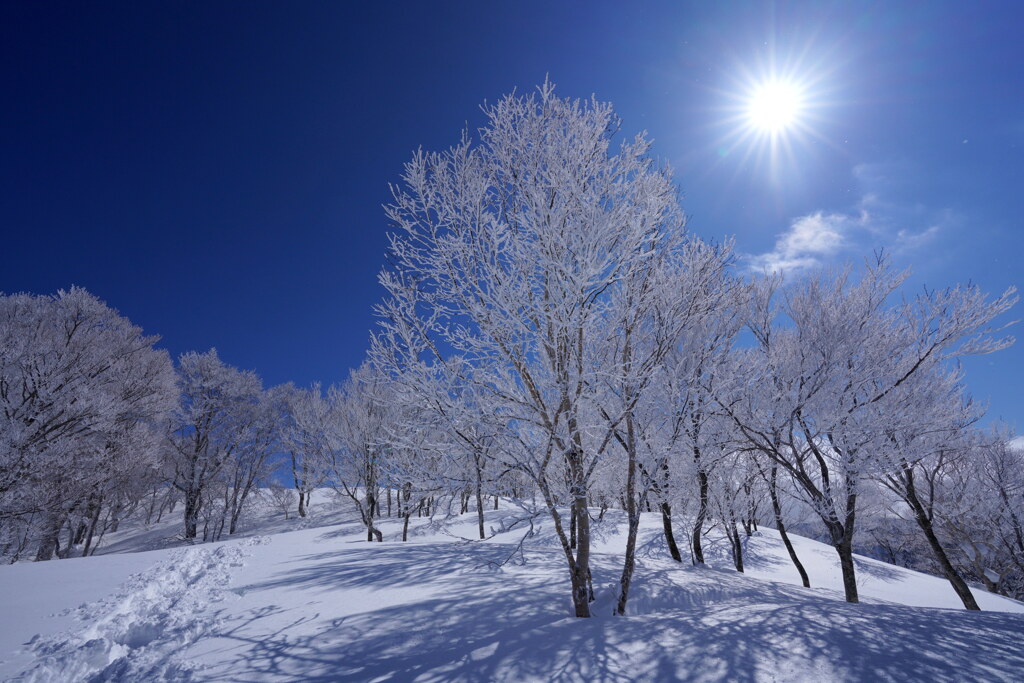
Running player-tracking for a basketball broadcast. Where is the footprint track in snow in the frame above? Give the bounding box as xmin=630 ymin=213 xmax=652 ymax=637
xmin=21 ymin=536 xmax=269 ymax=682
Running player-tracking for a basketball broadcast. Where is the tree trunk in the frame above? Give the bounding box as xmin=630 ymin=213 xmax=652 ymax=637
xmin=768 ymin=466 xmax=810 ymax=587
xmin=183 ymin=489 xmax=201 ymax=540
xmin=692 ymin=468 xmax=709 ymax=565
xmin=401 ymin=483 xmax=412 ymax=541
xmin=366 ymin=486 xmax=377 ymax=542
xmin=727 ymin=518 xmax=744 ymax=572
xmin=473 ymin=450 xmax=486 ymax=539
xmin=475 ymin=485 xmax=485 ymax=540
xmin=616 ymin=412 xmax=641 ymax=616
xmin=661 ymin=501 xmax=683 ymax=562
xmin=835 ymin=538 xmax=859 ymax=603
xmin=616 ymin=506 xmax=641 ymax=615
xmin=571 ymin=494 xmax=593 ymax=617
xmin=81 ymin=499 xmax=104 ymax=557
xmin=35 ymin=511 xmax=64 ymax=561
xmin=109 ymin=503 xmax=121 ymax=533
xmin=901 ymin=466 xmax=979 ymax=610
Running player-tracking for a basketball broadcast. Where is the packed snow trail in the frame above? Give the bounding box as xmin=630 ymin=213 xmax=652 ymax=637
xmin=20 ymin=537 xmax=267 ymax=682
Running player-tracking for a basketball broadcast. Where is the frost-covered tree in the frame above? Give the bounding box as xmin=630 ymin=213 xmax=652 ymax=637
xmin=169 ymin=349 xmax=265 ymax=541
xmin=278 ymin=383 xmax=334 ymax=518
xmin=660 ymin=283 xmax=749 ymax=568
xmin=0 ymin=287 xmax=176 ymax=561
xmin=873 ymin=366 xmax=985 ymax=609
xmin=329 ymin=363 xmax=400 ymax=543
xmin=724 ymin=259 xmax=1015 ymax=602
xmin=372 ymin=82 xmax=703 ymax=617
xmin=940 ymin=427 xmax=1024 ymax=600
xmin=595 ymin=239 xmax=739 ymax=614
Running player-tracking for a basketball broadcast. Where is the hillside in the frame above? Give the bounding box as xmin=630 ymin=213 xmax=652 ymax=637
xmin=2 ymin=493 xmax=1023 ymax=682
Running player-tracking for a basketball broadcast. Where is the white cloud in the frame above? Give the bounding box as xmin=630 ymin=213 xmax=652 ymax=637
xmin=745 ymin=162 xmax=950 ymax=274
xmin=747 ymin=210 xmax=860 ymax=272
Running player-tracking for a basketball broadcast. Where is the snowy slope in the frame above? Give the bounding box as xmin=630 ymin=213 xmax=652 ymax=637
xmin=2 ymin=495 xmax=1023 ymax=682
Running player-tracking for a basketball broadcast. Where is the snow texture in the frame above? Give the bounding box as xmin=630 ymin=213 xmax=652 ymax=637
xmin=18 ymin=537 xmax=266 ymax=682
xmin=2 ymin=495 xmax=1023 ymax=682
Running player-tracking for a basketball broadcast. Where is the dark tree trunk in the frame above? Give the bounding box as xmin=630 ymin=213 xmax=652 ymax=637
xmin=183 ymin=490 xmax=201 ymax=540
xmin=616 ymin=505 xmax=641 ymax=615
xmin=109 ymin=504 xmax=121 ymax=533
xmin=570 ymin=493 xmax=593 ymax=617
xmin=727 ymin=518 xmax=744 ymax=573
xmin=836 ymin=540 xmax=858 ymax=603
xmin=901 ymin=465 xmax=980 ymax=610
xmin=661 ymin=501 xmax=683 ymax=562
xmin=768 ymin=466 xmax=810 ymax=587
xmin=366 ymin=487 xmax=377 ymax=542
xmin=692 ymin=468 xmax=709 ymax=565
xmin=475 ymin=485 xmax=485 ymax=540
xmin=616 ymin=412 xmax=641 ymax=616
xmin=402 ymin=482 xmax=412 ymax=541
xmin=291 ymin=452 xmax=309 ymax=519
xmin=81 ymin=499 xmax=104 ymax=557
xmin=473 ymin=449 xmax=486 ymax=539
xmin=35 ymin=512 xmax=64 ymax=561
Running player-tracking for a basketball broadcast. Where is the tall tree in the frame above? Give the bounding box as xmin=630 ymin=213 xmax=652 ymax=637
xmin=372 ymin=82 xmax=696 ymax=617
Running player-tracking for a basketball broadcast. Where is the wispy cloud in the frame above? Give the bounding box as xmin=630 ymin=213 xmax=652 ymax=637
xmin=747 ymin=208 xmax=863 ymax=272
xmin=745 ymin=162 xmax=951 ymax=273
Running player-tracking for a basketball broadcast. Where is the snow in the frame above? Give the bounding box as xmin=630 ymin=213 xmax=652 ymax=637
xmin=2 ymin=493 xmax=1022 ymax=682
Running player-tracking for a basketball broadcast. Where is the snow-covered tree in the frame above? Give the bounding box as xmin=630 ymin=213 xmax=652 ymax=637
xmin=169 ymin=349 xmax=265 ymax=541
xmin=872 ymin=366 xmax=985 ymax=608
xmin=940 ymin=426 xmax=1024 ymax=600
xmin=0 ymin=287 xmax=176 ymax=561
xmin=328 ymin=362 xmax=404 ymax=543
xmin=372 ymin=82 xmax=703 ymax=617
xmin=723 ymin=258 xmax=1016 ymax=603
xmin=277 ymin=383 xmax=334 ymax=518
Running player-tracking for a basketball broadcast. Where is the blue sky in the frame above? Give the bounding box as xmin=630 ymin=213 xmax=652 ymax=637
xmin=2 ymin=1 xmax=1021 ymax=426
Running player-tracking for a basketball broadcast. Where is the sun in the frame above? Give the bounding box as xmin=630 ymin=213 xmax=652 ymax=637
xmin=748 ymin=81 xmax=803 ymax=133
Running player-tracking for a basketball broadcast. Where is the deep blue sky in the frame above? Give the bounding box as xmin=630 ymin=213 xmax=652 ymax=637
xmin=3 ymin=1 xmax=1022 ymax=426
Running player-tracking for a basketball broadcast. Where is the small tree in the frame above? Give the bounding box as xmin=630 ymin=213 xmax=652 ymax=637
xmin=169 ymin=349 xmax=263 ymax=541
xmin=267 ymin=482 xmax=297 ymax=520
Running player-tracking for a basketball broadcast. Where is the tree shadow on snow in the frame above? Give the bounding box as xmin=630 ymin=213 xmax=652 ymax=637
xmin=195 ymin=543 xmax=1024 ymax=683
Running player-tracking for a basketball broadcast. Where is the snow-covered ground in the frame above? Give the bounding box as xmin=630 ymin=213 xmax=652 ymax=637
xmin=2 ymin=492 xmax=1022 ymax=682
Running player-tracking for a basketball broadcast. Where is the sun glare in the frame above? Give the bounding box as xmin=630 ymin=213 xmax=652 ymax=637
xmin=712 ymin=51 xmax=834 ymax=182
xmin=748 ymin=81 xmax=802 ymax=132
